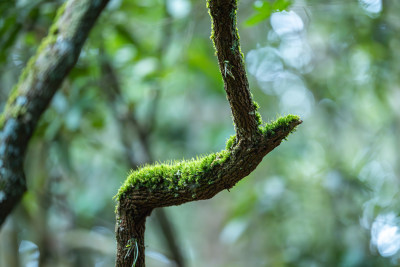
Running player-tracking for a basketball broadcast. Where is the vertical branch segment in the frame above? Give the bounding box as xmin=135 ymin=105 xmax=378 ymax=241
xmin=116 ymin=206 xmax=152 ymax=267
xmin=208 ymin=0 xmax=259 ymax=139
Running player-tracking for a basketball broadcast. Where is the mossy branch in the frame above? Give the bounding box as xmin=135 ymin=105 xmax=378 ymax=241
xmin=0 ymin=0 xmax=109 ymax=228
xmin=116 ymin=115 xmax=301 ymax=206
xmin=115 ymin=1 xmax=302 ymax=266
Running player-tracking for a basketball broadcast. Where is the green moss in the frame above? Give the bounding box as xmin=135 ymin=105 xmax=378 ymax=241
xmin=262 ymin=114 xmax=300 ymax=136
xmin=0 ymin=115 xmax=5 ymax=129
xmin=251 ymin=101 xmax=263 ymax=126
xmin=253 ymin=101 xmax=260 ymax=111
xmin=0 ymin=3 xmax=66 ymax=130
xmin=255 ymin=112 xmax=262 ymax=126
xmin=115 ymin=1 xmax=300 ymax=204
xmin=115 ymin=115 xmax=300 ymax=202
xmin=225 ymin=134 xmax=236 ymax=150
xmin=206 ymin=1 xmax=216 ymax=51
xmin=115 ymin=149 xmax=232 ymax=201
xmin=48 ymin=2 xmax=66 ymax=35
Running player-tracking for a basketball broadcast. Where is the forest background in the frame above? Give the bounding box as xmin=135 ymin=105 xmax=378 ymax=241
xmin=0 ymin=0 xmax=399 ymax=266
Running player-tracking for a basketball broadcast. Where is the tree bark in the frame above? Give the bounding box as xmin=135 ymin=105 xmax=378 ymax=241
xmin=208 ymin=0 xmax=259 ymax=139
xmin=116 ymin=207 xmax=152 ymax=267
xmin=115 ymin=0 xmax=302 ymax=266
xmin=0 ymin=0 xmax=109 ymax=228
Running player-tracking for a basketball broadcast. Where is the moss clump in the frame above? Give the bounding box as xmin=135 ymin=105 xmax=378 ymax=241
xmin=115 ymin=149 xmax=232 ymax=201
xmin=252 ymin=100 xmax=263 ymax=126
xmin=253 ymin=101 xmax=260 ymax=110
xmin=206 ymin=0 xmax=216 ymax=51
xmin=225 ymin=134 xmax=236 ymax=150
xmin=262 ymin=114 xmax=300 ymax=136
xmin=115 ymin=115 xmax=300 ymax=201
xmin=48 ymin=2 xmax=67 ymax=35
xmin=255 ymin=112 xmax=262 ymax=126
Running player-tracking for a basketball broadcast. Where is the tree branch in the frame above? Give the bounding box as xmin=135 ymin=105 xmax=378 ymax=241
xmin=208 ymin=0 xmax=260 ymax=139
xmin=0 ymin=0 xmax=109 ymax=228
xmin=115 ymin=0 xmax=302 ymax=266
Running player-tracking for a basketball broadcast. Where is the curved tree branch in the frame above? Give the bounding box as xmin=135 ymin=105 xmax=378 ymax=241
xmin=115 ymin=0 xmax=302 ymax=266
xmin=0 ymin=0 xmax=109 ymax=228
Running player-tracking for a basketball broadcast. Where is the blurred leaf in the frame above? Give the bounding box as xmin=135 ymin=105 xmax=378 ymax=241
xmin=245 ymin=0 xmax=292 ymax=26
xmin=187 ymin=39 xmax=224 ymax=93
xmin=114 ymin=24 xmax=143 ymax=58
xmin=272 ymin=0 xmax=292 ymax=10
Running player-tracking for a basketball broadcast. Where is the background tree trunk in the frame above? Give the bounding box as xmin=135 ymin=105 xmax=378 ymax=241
xmin=0 ymin=0 xmax=110 ymax=228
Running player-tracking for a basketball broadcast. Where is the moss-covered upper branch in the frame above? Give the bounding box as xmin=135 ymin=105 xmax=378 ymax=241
xmin=0 ymin=0 xmax=109 ymax=228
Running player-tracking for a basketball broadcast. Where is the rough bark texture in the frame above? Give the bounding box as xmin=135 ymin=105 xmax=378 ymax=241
xmin=208 ymin=0 xmax=259 ymax=139
xmin=0 ymin=0 xmax=109 ymax=228
xmin=115 ymin=0 xmax=302 ymax=266
xmin=116 ymin=208 xmax=151 ymax=267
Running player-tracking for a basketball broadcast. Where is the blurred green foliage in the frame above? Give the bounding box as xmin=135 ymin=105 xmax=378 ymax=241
xmin=245 ymin=0 xmax=292 ymax=26
xmin=1 ymin=0 xmax=400 ymax=266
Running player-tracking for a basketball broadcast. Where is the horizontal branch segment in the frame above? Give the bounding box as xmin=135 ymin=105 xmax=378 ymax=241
xmin=116 ymin=115 xmax=301 ymax=212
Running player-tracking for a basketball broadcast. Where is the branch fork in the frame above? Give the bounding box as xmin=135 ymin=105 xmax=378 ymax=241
xmin=115 ymin=0 xmax=301 ymax=266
